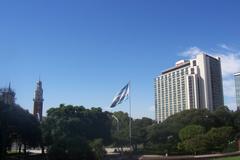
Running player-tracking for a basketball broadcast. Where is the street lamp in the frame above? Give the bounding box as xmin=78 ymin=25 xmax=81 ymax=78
xmin=112 ymin=115 xmax=119 ymax=132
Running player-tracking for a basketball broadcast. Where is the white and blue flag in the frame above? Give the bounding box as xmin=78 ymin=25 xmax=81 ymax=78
xmin=110 ymin=83 xmax=129 ymax=108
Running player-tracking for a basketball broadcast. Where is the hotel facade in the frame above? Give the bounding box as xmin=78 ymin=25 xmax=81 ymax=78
xmin=234 ymin=72 xmax=240 ymax=110
xmin=155 ymin=54 xmax=224 ymax=123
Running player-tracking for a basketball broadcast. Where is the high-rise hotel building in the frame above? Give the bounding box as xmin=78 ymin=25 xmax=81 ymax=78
xmin=155 ymin=54 xmax=224 ymax=123
xmin=234 ymin=72 xmax=240 ymax=110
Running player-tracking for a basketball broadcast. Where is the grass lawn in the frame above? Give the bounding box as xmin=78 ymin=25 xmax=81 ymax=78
xmin=215 ymin=156 xmax=240 ymax=160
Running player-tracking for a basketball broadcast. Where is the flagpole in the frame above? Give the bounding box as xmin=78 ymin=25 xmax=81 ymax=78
xmin=109 ymin=82 xmax=131 ymax=150
xmin=128 ymin=81 xmax=132 ymax=151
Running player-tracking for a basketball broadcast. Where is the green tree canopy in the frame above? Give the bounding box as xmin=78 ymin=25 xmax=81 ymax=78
xmin=0 ymin=101 xmax=41 ymax=159
xmin=178 ymin=134 xmax=209 ymax=155
xmin=42 ymin=104 xmax=112 ymax=160
xmin=179 ymin=125 xmax=205 ymax=141
xmin=206 ymin=126 xmax=233 ymax=152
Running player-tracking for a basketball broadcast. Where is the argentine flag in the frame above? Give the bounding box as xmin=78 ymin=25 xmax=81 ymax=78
xmin=110 ymin=83 xmax=130 ymax=108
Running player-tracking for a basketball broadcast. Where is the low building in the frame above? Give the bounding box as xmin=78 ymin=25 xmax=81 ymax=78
xmin=0 ymin=84 xmax=15 ymax=105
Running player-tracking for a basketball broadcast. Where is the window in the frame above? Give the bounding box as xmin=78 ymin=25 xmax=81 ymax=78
xmin=191 ymin=68 xmax=194 ymax=74
xmin=193 ymin=60 xmax=196 ymax=66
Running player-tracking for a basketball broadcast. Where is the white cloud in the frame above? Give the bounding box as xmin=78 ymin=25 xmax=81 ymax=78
xmin=149 ymin=105 xmax=155 ymax=112
xmin=180 ymin=47 xmax=205 ymax=59
xmin=223 ymin=78 xmax=235 ymax=97
xmin=216 ymin=53 xmax=240 ymax=77
xmin=218 ymin=44 xmax=237 ymax=52
xmin=219 ymin=44 xmax=231 ymax=50
xmin=181 ymin=45 xmax=240 ymax=109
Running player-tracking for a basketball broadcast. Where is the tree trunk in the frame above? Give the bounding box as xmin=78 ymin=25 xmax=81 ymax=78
xmin=41 ymin=145 xmax=46 ymax=160
xmin=0 ymin=140 xmax=5 ymax=160
xmin=41 ymin=145 xmax=45 ymax=155
xmin=18 ymin=143 xmax=22 ymax=154
xmin=0 ymin=146 xmax=6 ymax=160
xmin=23 ymin=143 xmax=26 ymax=157
xmin=238 ymin=139 xmax=240 ymax=151
xmin=3 ymin=147 xmax=7 ymax=159
xmin=0 ymin=130 xmax=7 ymax=160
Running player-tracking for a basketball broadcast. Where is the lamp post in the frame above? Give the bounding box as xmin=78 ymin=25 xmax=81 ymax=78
xmin=112 ymin=115 xmax=119 ymax=132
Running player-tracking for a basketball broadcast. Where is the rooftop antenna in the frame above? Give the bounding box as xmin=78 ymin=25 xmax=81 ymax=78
xmin=39 ymin=74 xmax=41 ymax=81
xmin=8 ymin=82 xmax=11 ymax=90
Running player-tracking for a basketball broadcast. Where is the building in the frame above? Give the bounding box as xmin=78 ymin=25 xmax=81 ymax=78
xmin=234 ymin=72 xmax=240 ymax=110
xmin=0 ymin=83 xmax=15 ymax=105
xmin=155 ymin=54 xmax=224 ymax=123
xmin=33 ymin=80 xmax=44 ymax=121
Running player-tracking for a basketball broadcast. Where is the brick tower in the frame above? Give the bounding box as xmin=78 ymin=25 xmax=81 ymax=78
xmin=33 ymin=80 xmax=44 ymax=121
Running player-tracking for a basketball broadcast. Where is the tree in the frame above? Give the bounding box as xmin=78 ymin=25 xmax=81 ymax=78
xmin=145 ymin=124 xmax=179 ymax=154
xmin=111 ymin=111 xmax=130 ymax=149
xmin=0 ymin=101 xmax=41 ymax=158
xmin=145 ymin=109 xmax=215 ymax=154
xmin=90 ymin=139 xmax=106 ymax=160
xmin=42 ymin=104 xmax=112 ymax=160
xmin=144 ymin=107 xmax=235 ymax=155
xmin=13 ymin=105 xmax=41 ymax=154
xmin=206 ymin=126 xmax=233 ymax=152
xmin=177 ymin=125 xmax=206 ymax=154
xmin=0 ymin=102 xmax=9 ymax=159
xmin=178 ymin=135 xmax=209 ymax=154
xmin=131 ymin=117 xmax=154 ymax=151
xmin=233 ymin=110 xmax=240 ymax=132
xmin=164 ymin=109 xmax=218 ymax=131
xmin=179 ymin=125 xmax=205 ymax=141
xmin=213 ymin=106 xmax=234 ymax=127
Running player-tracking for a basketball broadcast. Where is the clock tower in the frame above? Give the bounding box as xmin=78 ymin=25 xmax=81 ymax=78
xmin=33 ymin=80 xmax=44 ymax=121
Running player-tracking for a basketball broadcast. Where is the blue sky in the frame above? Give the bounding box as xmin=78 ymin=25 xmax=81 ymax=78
xmin=1 ymin=0 xmax=240 ymax=119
